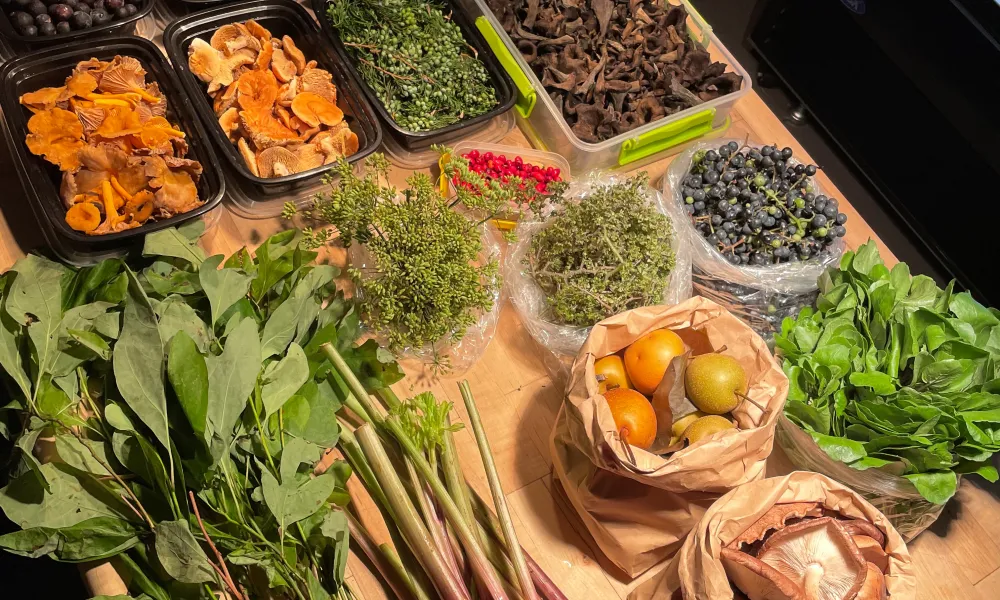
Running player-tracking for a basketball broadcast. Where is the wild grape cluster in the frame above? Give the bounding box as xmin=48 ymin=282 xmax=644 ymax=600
xmin=680 ymin=141 xmax=847 ymax=266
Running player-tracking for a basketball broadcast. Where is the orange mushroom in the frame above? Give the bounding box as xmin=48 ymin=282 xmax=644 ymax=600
xmin=236 ymin=69 xmax=278 ymax=112
xmin=65 ymin=202 xmax=102 ymax=232
xmin=290 ymin=92 xmax=343 ymax=128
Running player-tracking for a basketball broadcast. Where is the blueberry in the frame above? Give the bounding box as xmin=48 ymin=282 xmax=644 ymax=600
xmin=811 ymin=214 xmax=828 ymax=228
xmin=760 ymin=156 xmax=774 ymax=168
xmin=703 ymin=169 xmax=720 ymax=185
xmin=113 ymin=3 xmax=126 ymax=16
xmin=25 ymin=0 xmax=43 ymax=14
xmin=123 ymin=3 xmax=134 ymax=14
xmin=11 ymin=9 xmax=31 ymax=25
xmin=68 ymin=7 xmax=88 ymax=26
xmin=705 ymin=150 xmax=719 ymax=162
xmin=686 ymin=173 xmax=702 ymax=187
xmin=781 ymin=147 xmax=793 ymax=160
xmin=822 ymin=206 xmax=837 ymax=219
xmin=721 ymin=171 xmax=735 ymax=184
xmin=835 ymin=213 xmax=848 ymax=225
xmin=48 ymin=3 xmax=71 ymax=20
xmin=76 ymin=2 xmax=91 ymax=11
xmin=37 ymin=19 xmax=53 ymax=33
xmin=693 ymin=200 xmax=705 ymax=211
xmin=89 ymin=5 xmax=107 ymax=21
xmin=728 ymin=141 xmax=739 ymax=152
xmin=834 ymin=225 xmax=847 ymax=237
xmin=20 ymin=22 xmax=36 ymax=34
xmin=692 ymin=189 xmax=706 ymax=202
xmin=33 ymin=11 xmax=47 ymax=22
xmin=719 ymin=146 xmax=731 ymax=158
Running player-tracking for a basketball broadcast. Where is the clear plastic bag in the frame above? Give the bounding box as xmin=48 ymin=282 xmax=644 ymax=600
xmin=347 ymin=224 xmax=503 ymax=374
xmin=505 ymin=172 xmax=693 ymax=361
xmin=775 ymin=414 xmax=947 ymax=541
xmin=664 ymin=139 xmax=845 ymax=340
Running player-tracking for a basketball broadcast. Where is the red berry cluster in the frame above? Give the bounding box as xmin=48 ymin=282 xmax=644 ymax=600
xmin=455 ymin=150 xmax=562 ymax=194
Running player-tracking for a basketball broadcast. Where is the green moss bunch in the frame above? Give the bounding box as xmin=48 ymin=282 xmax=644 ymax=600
xmin=527 ymin=174 xmax=677 ymax=326
xmin=287 ymin=154 xmax=504 ymax=363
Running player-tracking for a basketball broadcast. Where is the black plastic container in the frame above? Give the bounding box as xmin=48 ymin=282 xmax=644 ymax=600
xmin=162 ymin=0 xmax=382 ymax=196
xmin=0 ymin=0 xmax=154 ymax=49
xmin=0 ymin=36 xmax=225 ymax=245
xmin=312 ymin=0 xmax=516 ymax=154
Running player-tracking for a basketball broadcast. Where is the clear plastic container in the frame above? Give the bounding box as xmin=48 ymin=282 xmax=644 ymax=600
xmin=775 ymin=414 xmax=948 ymax=541
xmin=465 ymin=0 xmax=751 ymax=172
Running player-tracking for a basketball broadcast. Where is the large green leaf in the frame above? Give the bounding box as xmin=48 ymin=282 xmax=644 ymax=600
xmin=903 ymin=471 xmax=958 ymax=504
xmin=261 ymin=468 xmax=337 ymax=528
xmin=0 ymin=463 xmax=134 ymax=529
xmin=0 ymin=516 xmax=138 ymax=562
xmin=143 ymin=228 xmax=206 ymax=266
xmin=284 ymin=379 xmax=342 ymax=448
xmin=55 ymin=434 xmax=112 ymax=477
xmin=199 ymin=255 xmax=254 ymax=326
xmin=154 ymin=520 xmax=216 ymax=584
xmin=0 ymin=305 xmax=30 ymax=402
xmin=8 ymin=256 xmax=68 ymax=386
xmin=113 ymin=269 xmax=170 ymax=452
xmin=156 ymin=295 xmax=211 ymax=353
xmin=167 ymin=332 xmax=209 ymax=436
xmin=205 ymin=317 xmax=260 ymax=454
xmin=261 ymin=343 xmax=309 ymax=418
xmin=260 ymin=266 xmax=337 ymax=359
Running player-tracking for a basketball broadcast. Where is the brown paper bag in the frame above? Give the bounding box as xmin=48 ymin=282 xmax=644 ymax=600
xmin=550 ymin=297 xmax=788 ymax=576
xmin=629 ymin=471 xmax=916 ymax=599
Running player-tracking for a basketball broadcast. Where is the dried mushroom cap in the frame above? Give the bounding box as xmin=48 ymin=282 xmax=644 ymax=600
xmin=189 ymin=38 xmax=224 ymax=84
xmin=210 ymin=24 xmax=256 ymax=55
xmin=240 ymin=109 xmax=299 ymax=149
xmin=851 ymin=536 xmax=888 ymax=573
xmin=758 ymin=518 xmax=866 ymax=600
xmin=245 ymin=19 xmax=271 ymax=42
xmin=65 ymin=202 xmax=102 ymax=232
xmin=92 ymin=106 xmax=142 ymax=140
xmin=20 ymin=86 xmax=70 ymax=112
xmin=299 ymin=68 xmax=337 ymax=104
xmin=290 ymin=92 xmax=343 ymax=128
xmin=139 ymin=116 xmax=186 ymax=151
xmin=294 ymin=143 xmax=325 ymax=171
xmin=26 ymin=108 xmax=85 ymax=171
xmin=281 ymin=35 xmax=306 ymax=74
xmin=144 ymin=156 xmax=201 ymax=215
xmin=256 ymin=146 xmax=299 ymax=178
xmin=219 ymin=107 xmax=241 ymax=142
xmin=75 ymin=106 xmax=106 ymax=135
xmin=276 ymin=78 xmax=298 ymax=107
xmin=255 ymin=42 xmax=274 ymax=72
xmin=720 ymin=547 xmax=804 ymax=600
xmin=66 ymin=71 xmax=99 ymax=97
xmin=271 ymin=48 xmax=297 ymax=83
xmin=729 ymin=503 xmax=823 ymax=550
xmin=214 ymin=82 xmax=239 ymax=116
xmin=236 ymin=70 xmax=279 ymax=112
xmin=856 ymin=562 xmax=886 ymax=600
xmin=98 ymin=56 xmax=146 ymax=95
xmin=238 ymin=137 xmax=259 ymax=177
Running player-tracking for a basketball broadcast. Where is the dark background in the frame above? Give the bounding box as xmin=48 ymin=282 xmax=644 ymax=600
xmin=1 ymin=0 xmax=997 ymax=596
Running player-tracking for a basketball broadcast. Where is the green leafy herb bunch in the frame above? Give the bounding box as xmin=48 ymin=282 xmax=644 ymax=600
xmin=527 ymin=173 xmax=677 ymax=327
xmin=0 ymin=221 xmax=404 ymax=600
xmin=777 ymin=240 xmax=1000 ymax=504
xmin=327 ymin=0 xmax=498 ymax=132
xmin=289 ymin=154 xmax=502 ymax=367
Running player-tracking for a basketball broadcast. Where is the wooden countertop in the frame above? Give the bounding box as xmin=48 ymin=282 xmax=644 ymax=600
xmin=1 ymin=90 xmax=996 ymax=600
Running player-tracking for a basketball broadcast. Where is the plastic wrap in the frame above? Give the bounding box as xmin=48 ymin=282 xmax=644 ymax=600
xmin=348 ymin=224 xmax=502 ymax=375
xmin=664 ymin=139 xmax=845 ymax=339
xmin=775 ymin=415 xmax=947 ymax=541
xmin=506 ymin=172 xmax=692 ymax=360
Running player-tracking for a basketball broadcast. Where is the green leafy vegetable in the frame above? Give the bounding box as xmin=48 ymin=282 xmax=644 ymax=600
xmin=778 ymin=241 xmax=1000 ymax=503
xmin=154 ymin=520 xmax=216 ymax=584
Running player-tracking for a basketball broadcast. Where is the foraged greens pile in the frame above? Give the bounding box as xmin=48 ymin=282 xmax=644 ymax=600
xmin=289 ymin=154 xmax=504 ymax=369
xmin=327 ymin=0 xmax=499 ymax=132
xmin=527 ymin=174 xmax=676 ymax=327
xmin=0 ymin=223 xmax=569 ymax=600
xmin=777 ymin=241 xmax=1000 ymax=503
xmin=0 ymin=223 xmax=385 ymax=599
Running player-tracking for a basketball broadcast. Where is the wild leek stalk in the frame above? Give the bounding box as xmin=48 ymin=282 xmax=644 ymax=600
xmin=322 ymin=343 xmax=570 ymax=600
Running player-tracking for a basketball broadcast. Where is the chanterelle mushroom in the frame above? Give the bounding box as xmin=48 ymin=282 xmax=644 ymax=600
xmin=758 ymin=518 xmax=866 ymax=600
xmin=720 ymin=547 xmax=804 ymax=600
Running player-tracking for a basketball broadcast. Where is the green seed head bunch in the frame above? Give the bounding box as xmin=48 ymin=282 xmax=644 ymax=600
xmin=290 ymin=153 xmax=499 ymax=358
xmin=327 ymin=0 xmax=498 ymax=132
xmin=527 ymin=174 xmax=677 ymax=327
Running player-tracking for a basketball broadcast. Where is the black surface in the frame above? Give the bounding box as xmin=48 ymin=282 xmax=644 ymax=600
xmin=746 ymin=0 xmax=999 ymax=305
xmin=313 ymin=0 xmax=516 ymax=153
xmin=0 ymin=36 xmax=225 ymax=245
xmin=163 ymin=0 xmax=383 ymax=196
xmin=0 ymin=0 xmax=153 ymax=47
xmin=690 ymin=0 xmax=950 ymax=292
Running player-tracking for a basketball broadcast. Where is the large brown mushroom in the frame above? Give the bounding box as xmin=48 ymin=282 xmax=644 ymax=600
xmin=757 ymin=518 xmax=866 ymax=600
xmin=256 ymin=146 xmax=299 ymax=177
xmin=720 ymin=547 xmax=804 ymax=600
